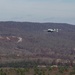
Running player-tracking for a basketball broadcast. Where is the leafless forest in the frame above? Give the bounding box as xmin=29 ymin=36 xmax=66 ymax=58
xmin=0 ymin=21 xmax=75 ymax=66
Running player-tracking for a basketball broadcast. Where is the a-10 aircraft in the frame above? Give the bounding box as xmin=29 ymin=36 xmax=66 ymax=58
xmin=47 ymin=29 xmax=59 ymax=32
xmin=44 ymin=29 xmax=59 ymax=32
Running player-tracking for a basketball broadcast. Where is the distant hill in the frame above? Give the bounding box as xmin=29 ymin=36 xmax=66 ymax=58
xmin=0 ymin=21 xmax=75 ymax=63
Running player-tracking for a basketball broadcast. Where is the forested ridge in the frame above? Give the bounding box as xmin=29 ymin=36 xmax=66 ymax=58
xmin=0 ymin=21 xmax=75 ymax=64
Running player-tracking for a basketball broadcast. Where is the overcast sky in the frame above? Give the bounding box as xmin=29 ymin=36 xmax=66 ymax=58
xmin=0 ymin=0 xmax=75 ymax=24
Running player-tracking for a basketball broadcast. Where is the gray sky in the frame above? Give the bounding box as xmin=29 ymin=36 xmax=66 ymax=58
xmin=0 ymin=0 xmax=75 ymax=24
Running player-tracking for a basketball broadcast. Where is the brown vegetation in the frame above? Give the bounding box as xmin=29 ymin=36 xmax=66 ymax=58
xmin=0 ymin=21 xmax=75 ymax=63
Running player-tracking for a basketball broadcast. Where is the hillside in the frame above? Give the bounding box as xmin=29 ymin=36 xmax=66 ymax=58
xmin=0 ymin=21 xmax=75 ymax=63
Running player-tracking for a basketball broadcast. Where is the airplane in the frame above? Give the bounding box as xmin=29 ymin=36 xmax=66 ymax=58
xmin=47 ymin=29 xmax=58 ymax=32
xmin=44 ymin=29 xmax=59 ymax=32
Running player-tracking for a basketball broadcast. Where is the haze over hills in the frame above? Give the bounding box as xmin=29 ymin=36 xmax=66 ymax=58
xmin=0 ymin=21 xmax=75 ymax=63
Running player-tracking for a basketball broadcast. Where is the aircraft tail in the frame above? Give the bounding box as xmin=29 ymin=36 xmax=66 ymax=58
xmin=54 ymin=29 xmax=58 ymax=32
